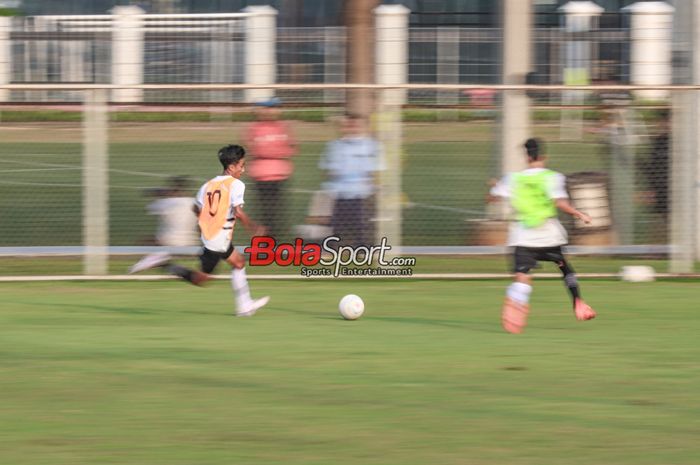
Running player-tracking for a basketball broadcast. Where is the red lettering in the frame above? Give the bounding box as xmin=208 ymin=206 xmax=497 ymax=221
xmin=245 ymin=237 xmax=323 ymax=267
xmin=302 ymin=244 xmax=322 ymax=266
xmin=245 ymin=236 xmax=276 ymax=266
xmin=293 ymin=238 xmax=304 ymax=266
xmin=276 ymin=244 xmax=295 ymax=266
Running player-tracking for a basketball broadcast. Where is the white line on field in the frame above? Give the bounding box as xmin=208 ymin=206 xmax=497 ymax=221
xmin=0 ymin=179 xmax=155 ymax=190
xmin=0 ymin=158 xmax=489 ymax=215
xmin=0 ymin=167 xmax=81 ymax=173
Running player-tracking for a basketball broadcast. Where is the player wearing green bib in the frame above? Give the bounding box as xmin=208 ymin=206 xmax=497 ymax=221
xmin=489 ymin=138 xmax=597 ymax=334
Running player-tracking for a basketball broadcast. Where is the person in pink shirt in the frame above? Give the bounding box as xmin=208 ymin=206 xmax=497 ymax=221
xmin=244 ymin=97 xmax=297 ymax=239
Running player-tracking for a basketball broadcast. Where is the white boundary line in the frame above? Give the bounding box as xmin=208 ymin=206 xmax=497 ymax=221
xmin=1 ymin=273 xmax=699 ymax=282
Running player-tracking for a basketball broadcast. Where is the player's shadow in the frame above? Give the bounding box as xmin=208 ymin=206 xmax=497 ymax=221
xmin=370 ymin=315 xmax=501 ymax=333
xmin=19 ymin=300 xmax=158 ymax=315
xmin=24 ymin=300 xmax=237 ymax=317
xmin=268 ymin=304 xmax=332 ymax=319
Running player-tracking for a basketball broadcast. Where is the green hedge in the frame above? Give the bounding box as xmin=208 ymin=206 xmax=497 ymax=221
xmin=0 ymin=107 xmax=670 ymax=124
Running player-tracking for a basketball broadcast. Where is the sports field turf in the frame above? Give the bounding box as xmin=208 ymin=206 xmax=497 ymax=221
xmin=1 ymin=279 xmax=698 ymax=465
xmin=0 ymin=254 xmax=694 ymax=276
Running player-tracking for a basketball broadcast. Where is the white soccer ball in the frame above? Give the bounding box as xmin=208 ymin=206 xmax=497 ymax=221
xmin=621 ymin=265 xmax=656 ymax=282
xmin=339 ymin=294 xmax=365 ymax=320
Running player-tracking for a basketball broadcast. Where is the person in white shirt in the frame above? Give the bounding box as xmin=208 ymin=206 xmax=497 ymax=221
xmin=318 ymin=114 xmax=384 ymax=246
xmin=130 ymin=145 xmax=269 ymax=317
xmin=489 ymin=138 xmax=596 ymax=334
xmin=146 ymin=176 xmax=198 ymax=247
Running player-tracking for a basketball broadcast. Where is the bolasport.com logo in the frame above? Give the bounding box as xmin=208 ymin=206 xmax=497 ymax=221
xmin=244 ymin=236 xmax=416 ymax=277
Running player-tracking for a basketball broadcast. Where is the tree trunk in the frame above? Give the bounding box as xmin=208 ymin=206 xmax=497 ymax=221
xmin=345 ymin=0 xmax=380 ymax=118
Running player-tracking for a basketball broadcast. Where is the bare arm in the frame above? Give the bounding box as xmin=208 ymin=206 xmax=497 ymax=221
xmin=555 ymin=198 xmax=591 ymax=224
xmin=486 ymin=178 xmax=501 ymax=203
xmin=234 ymin=205 xmax=266 ymax=236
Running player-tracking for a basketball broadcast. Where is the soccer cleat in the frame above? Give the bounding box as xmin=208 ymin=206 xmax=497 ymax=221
xmin=128 ymin=252 xmax=171 ymax=274
xmin=236 ymin=296 xmax=270 ymax=317
xmin=501 ymin=297 xmax=530 ymax=334
xmin=574 ymin=299 xmax=596 ymax=321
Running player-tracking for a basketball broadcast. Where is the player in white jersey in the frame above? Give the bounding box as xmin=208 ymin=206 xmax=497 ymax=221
xmin=489 ymin=138 xmax=596 ymax=334
xmin=130 ymin=145 xmax=269 ymax=317
xmin=146 ymin=176 xmax=198 ymax=247
xmin=128 ymin=177 xmax=198 ymax=278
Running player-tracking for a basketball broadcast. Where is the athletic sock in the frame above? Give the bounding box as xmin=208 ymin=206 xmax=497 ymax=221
xmin=557 ymin=261 xmax=581 ymax=308
xmin=564 ymin=274 xmax=581 ymax=307
xmin=167 ymin=264 xmax=196 ymax=284
xmin=231 ymin=267 xmax=253 ymax=309
xmin=507 ymin=282 xmax=532 ymax=305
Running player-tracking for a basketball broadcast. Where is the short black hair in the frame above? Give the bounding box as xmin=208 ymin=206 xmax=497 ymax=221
xmin=344 ymin=112 xmax=364 ymax=121
xmin=168 ymin=176 xmax=189 ymax=190
xmin=524 ymin=138 xmax=544 ymax=160
xmin=218 ymin=144 xmax=246 ymax=170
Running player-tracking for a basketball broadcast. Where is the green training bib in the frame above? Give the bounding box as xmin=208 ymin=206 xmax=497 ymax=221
xmin=512 ymin=170 xmax=558 ymax=228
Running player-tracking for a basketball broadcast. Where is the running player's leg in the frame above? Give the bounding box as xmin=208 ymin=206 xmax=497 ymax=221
xmin=165 ymin=248 xmax=217 ymax=285
xmin=502 ymin=247 xmax=536 ymax=334
xmin=541 ymin=247 xmax=596 ymax=321
xmin=128 ymin=252 xmax=171 ymax=274
xmin=129 ymin=250 xmax=209 ymax=285
xmin=549 ymin=250 xmax=579 ymax=308
xmin=226 ymin=248 xmax=269 ymax=316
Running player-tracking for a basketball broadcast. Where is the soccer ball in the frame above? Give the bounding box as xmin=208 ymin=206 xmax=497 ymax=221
xmin=339 ymin=294 xmax=365 ymax=320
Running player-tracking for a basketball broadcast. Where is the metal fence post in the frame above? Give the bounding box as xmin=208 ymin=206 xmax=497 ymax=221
xmin=670 ymin=0 xmax=697 ymax=272
xmin=244 ymin=6 xmax=277 ymax=103
xmin=375 ymin=5 xmax=409 ymax=253
xmin=624 ymin=1 xmax=675 ymax=101
xmin=83 ymin=89 xmax=109 ymax=275
xmin=670 ymin=91 xmax=697 ymax=273
xmin=501 ymin=0 xmax=532 ymax=181
xmin=694 ymin=1 xmax=700 ymax=263
xmin=0 ymin=16 xmax=11 ymax=102
xmin=112 ymin=6 xmax=145 ymax=103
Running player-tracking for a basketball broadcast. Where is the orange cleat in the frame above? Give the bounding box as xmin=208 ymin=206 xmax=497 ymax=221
xmin=574 ymin=299 xmax=596 ymax=321
xmin=502 ymin=297 xmax=530 ymax=334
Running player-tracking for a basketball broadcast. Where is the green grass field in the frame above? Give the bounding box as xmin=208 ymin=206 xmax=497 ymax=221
xmin=0 ymin=254 xmax=693 ymax=276
xmin=1 ymin=279 xmax=698 ymax=465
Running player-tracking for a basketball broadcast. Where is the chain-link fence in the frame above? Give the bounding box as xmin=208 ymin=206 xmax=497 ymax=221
xmin=0 ymin=85 xmax=693 ymax=276
xmin=0 ymin=2 xmax=689 ymax=276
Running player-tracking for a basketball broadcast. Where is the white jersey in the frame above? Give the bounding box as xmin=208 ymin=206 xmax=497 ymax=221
xmin=148 ymin=197 xmax=198 ymax=247
xmin=490 ymin=167 xmax=569 ymax=248
xmin=195 ymin=175 xmax=246 ymax=253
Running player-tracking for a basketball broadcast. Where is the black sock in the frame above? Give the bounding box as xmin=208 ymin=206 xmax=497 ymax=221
xmin=167 ymin=264 xmax=196 ymax=284
xmin=557 ymin=261 xmax=581 ymax=307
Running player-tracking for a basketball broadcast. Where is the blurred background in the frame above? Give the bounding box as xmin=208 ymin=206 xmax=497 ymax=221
xmin=0 ymin=0 xmax=695 ymax=275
